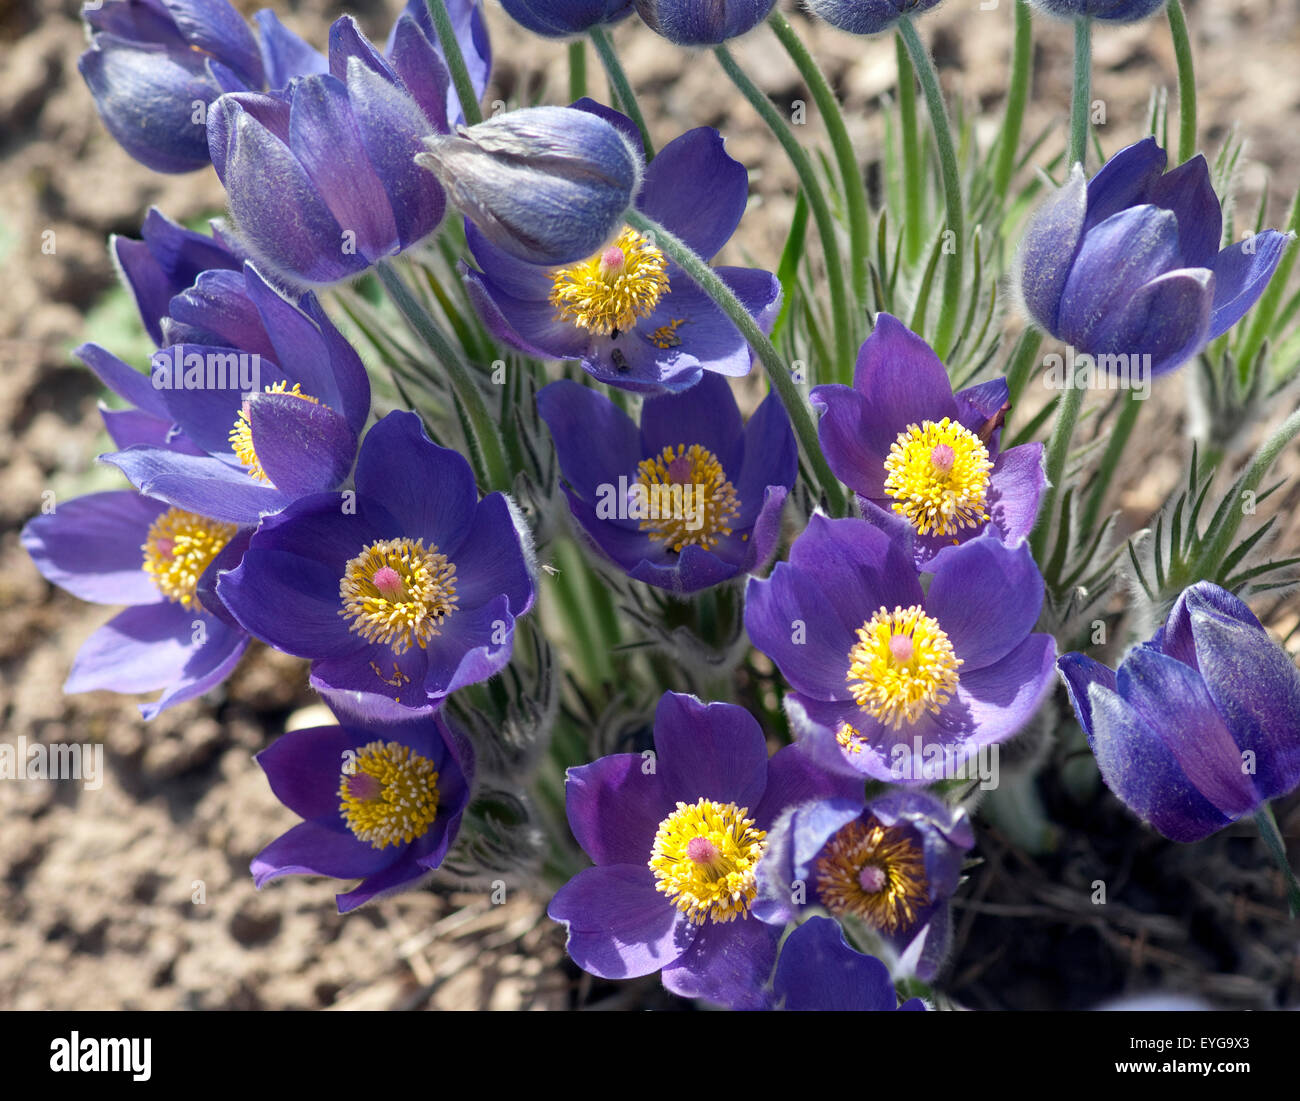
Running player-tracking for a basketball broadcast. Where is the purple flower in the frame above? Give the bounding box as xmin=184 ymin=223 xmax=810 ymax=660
xmin=386 ymin=0 xmax=492 ymax=128
xmin=804 ymin=0 xmax=945 ymax=36
xmin=78 ymin=0 xmax=289 ymax=173
xmin=1015 ymin=138 xmax=1294 ymax=378
xmin=755 ymin=790 xmax=973 ymax=981
xmin=772 ymin=917 xmax=927 ymax=1011
xmin=812 ymin=314 xmax=1046 ymax=564
xmin=418 ymin=104 xmax=643 ymax=268
xmin=97 ymin=261 xmax=371 ymax=525
xmin=634 ymin=0 xmax=776 ymax=44
xmin=459 ymin=101 xmax=781 ymax=392
xmin=1030 ymin=0 xmax=1169 ymax=23
xmin=111 ymin=208 xmax=243 ymax=346
xmin=501 ymin=0 xmax=634 ymax=38
xmin=535 ymin=373 xmax=795 ymax=594
xmin=217 ymin=411 xmax=536 ymax=719
xmin=207 ymin=13 xmax=459 ymax=288
xmin=1058 ymin=582 xmax=1300 ymax=843
xmin=21 ymin=483 xmax=249 ymax=720
xmin=745 ymin=513 xmax=1057 ymax=783
xmin=547 ymin=692 xmax=853 ymax=1009
xmin=252 ymin=705 xmax=474 ymax=913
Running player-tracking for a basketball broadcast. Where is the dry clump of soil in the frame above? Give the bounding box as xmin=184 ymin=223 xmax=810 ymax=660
xmin=2 ymin=0 xmax=1299 ymax=1010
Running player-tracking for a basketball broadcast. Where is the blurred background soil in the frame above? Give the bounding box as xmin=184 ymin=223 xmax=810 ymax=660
xmin=1 ymin=0 xmax=1298 ymax=1010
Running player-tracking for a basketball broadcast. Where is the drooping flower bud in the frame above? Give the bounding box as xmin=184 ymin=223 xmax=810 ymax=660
xmin=633 ymin=0 xmax=776 ymax=45
xmin=416 ymin=106 xmax=642 ymax=266
xmin=501 ymin=0 xmax=635 ymax=37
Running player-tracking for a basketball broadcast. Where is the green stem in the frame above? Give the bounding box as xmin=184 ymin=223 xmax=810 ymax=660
xmin=589 ymin=26 xmax=654 ymax=159
xmin=552 ymin=538 xmax=613 ymax=687
xmin=1080 ymin=388 xmax=1143 ymax=535
xmin=625 ymin=208 xmax=847 ymax=516
xmin=1069 ymin=16 xmax=1092 ymax=169
xmin=768 ymin=11 xmax=871 ymax=308
xmin=895 ymin=32 xmax=924 ymax=269
xmin=425 ymin=0 xmax=481 ymax=126
xmin=375 ymin=259 xmax=511 ymax=492
xmin=1192 ymin=405 xmax=1300 ymax=577
xmin=714 ymin=45 xmax=856 ymax=381
xmin=1166 ymin=0 xmax=1197 ymax=164
xmin=1254 ymin=805 xmax=1300 ymax=918
xmin=1029 ymin=375 xmax=1086 ymax=562
xmin=568 ymin=38 xmax=587 ymax=102
xmin=1236 ymin=187 xmax=1300 ymax=390
xmin=993 ymin=0 xmax=1034 ymax=198
xmin=898 ymin=18 xmax=964 ymax=362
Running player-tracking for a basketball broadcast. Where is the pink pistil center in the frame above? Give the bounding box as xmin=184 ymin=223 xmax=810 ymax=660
xmin=888 ymin=634 xmax=915 ymax=665
xmin=598 ymin=246 xmax=626 ymax=277
xmin=929 ymin=443 xmax=956 ymax=473
xmin=666 ymin=455 xmax=693 ymax=483
xmin=858 ymin=864 xmax=888 ymax=893
xmin=372 ymin=566 xmax=405 ymax=601
xmin=686 ymin=836 xmax=720 ymax=865
xmin=344 ymin=771 xmax=382 ymax=801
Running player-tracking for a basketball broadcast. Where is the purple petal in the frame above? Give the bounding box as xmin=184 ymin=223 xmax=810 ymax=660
xmin=255 ymin=724 xmax=358 ymax=822
xmin=637 ymin=127 xmax=747 ymax=261
xmin=984 ymin=442 xmax=1046 ymax=547
xmin=853 ymin=313 xmax=959 ymax=430
xmin=652 ymin=693 xmax=770 ymax=808
xmin=565 ymin=754 xmax=671 ymax=867
xmin=441 ymin=493 xmax=535 ymax=612
xmin=536 ymin=380 xmax=643 ymax=504
xmin=1083 ymin=137 xmax=1167 ymax=230
xmin=1117 ymin=647 xmax=1259 ymax=818
xmin=102 ymin=446 xmax=292 ymax=525
xmin=924 ymin=535 xmax=1044 ymax=672
xmin=1147 ymin=154 xmax=1222 ymax=268
xmin=254 ymin=10 xmax=328 ymax=89
xmin=1056 ymin=651 xmax=1117 ymax=736
xmin=952 ymin=633 xmax=1057 ymax=748
xmin=774 ymin=917 xmax=899 ymax=1011
xmin=1016 ymin=165 xmax=1088 ymax=333
xmin=809 ymin=382 xmax=891 ymax=498
xmin=65 ymin=602 xmax=209 ymax=694
xmin=659 ymin=916 xmax=779 ymax=1010
xmin=1088 ymin=683 xmax=1234 ymax=842
xmin=22 ymin=491 xmax=167 ymax=606
xmin=1207 ymin=231 xmax=1294 ymax=339
xmin=251 ymin=818 xmax=396 ymax=886
xmin=77 ymin=343 xmax=170 ymax=420
xmin=547 ymin=864 xmax=696 ymax=978
xmin=638 ymin=372 xmax=744 ymax=473
xmin=247 ymin=393 xmax=357 ymax=495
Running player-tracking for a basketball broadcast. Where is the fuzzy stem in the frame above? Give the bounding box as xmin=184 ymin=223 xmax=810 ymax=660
xmin=625 ymin=208 xmax=848 ymax=516
xmin=993 ymin=0 xmax=1034 ymax=198
xmin=568 ymin=38 xmax=587 ymax=102
xmin=898 ymin=17 xmax=964 ymax=361
xmin=589 ymin=26 xmax=654 ymax=159
xmin=426 ymin=0 xmax=482 ymax=126
xmin=895 ymin=32 xmax=924 ymax=268
xmin=769 ymin=11 xmax=871 ymax=307
xmin=375 ymin=259 xmax=511 ymax=492
xmin=1069 ymin=16 xmax=1093 ymax=169
xmin=1255 ymin=805 xmax=1300 ymax=918
xmin=714 ymin=44 xmax=856 ymax=381
xmin=1166 ymin=0 xmax=1197 ymax=164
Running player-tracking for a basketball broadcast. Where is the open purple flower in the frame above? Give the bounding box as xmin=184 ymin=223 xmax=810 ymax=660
xmin=1059 ymin=582 xmax=1300 ymax=843
xmin=756 ymin=791 xmax=972 ymax=981
xmin=461 ymin=100 xmax=781 ymax=392
xmin=252 ymin=704 xmax=473 ymax=913
xmin=535 ymin=373 xmax=795 ymax=594
xmin=772 ymin=917 xmax=927 ymax=1011
xmin=21 ymin=482 xmax=249 ymax=720
xmin=217 ymin=411 xmax=536 ymax=719
xmin=547 ymin=692 xmax=856 ymax=1009
xmin=207 ymin=13 xmax=458 ymax=288
xmin=1016 ymin=138 xmax=1293 ymax=377
xmin=745 ymin=513 xmax=1056 ymax=783
xmin=97 ymin=261 xmax=370 ymax=525
xmin=812 ymin=314 xmax=1045 ymax=564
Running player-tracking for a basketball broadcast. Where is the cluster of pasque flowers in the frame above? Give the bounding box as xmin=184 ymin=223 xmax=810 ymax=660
xmin=27 ymin=0 xmax=1300 ymax=1009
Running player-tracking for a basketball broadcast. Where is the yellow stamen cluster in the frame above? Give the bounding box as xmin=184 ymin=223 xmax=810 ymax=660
xmin=229 ymin=381 xmax=322 ymax=483
xmin=338 ymin=538 xmax=458 ymax=654
xmin=140 ymin=507 xmax=238 ymax=610
xmin=882 ymin=417 xmax=993 ymax=537
xmin=814 ymin=817 xmax=928 ymax=934
xmin=635 ymin=443 xmax=740 ymax=552
xmin=549 ymin=227 xmax=670 ymax=336
xmin=649 ymin=798 xmax=768 ymax=925
xmin=846 ymin=605 xmax=962 ymax=729
xmin=339 ymin=740 xmax=440 ymax=849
